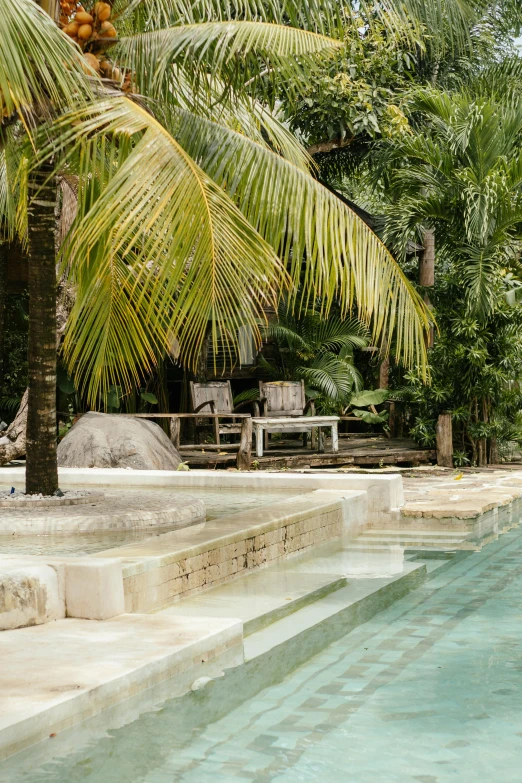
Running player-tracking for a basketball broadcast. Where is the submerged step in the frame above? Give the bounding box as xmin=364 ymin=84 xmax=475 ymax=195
xmin=157 ymin=567 xmax=347 ymax=635
xmin=359 ymin=529 xmax=469 ymax=538
xmin=244 ymin=560 xmax=426 ymax=662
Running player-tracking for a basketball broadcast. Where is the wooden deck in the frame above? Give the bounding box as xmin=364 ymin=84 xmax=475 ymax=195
xmin=179 ymin=435 xmax=435 ymax=470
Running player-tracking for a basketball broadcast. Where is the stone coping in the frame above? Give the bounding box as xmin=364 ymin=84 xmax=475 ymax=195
xmin=0 ymin=491 xmax=205 ymax=535
xmin=0 ymin=490 xmax=104 ymax=509
xmin=97 ymin=490 xmax=367 ymax=577
xmin=0 ymin=467 xmax=404 ymax=512
xmin=401 ymin=488 xmax=522 ymax=519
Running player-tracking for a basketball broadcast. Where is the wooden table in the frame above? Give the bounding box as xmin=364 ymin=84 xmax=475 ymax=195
xmin=251 ymin=416 xmax=339 ymax=458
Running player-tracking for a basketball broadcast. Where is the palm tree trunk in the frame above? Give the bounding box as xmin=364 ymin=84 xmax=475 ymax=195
xmin=420 ymin=228 xmax=435 ymax=348
xmin=25 ymin=160 xmax=59 ymax=495
xmin=0 ymin=239 xmax=6 ymax=391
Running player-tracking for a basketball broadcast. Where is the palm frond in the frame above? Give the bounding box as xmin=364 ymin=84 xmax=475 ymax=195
xmin=263 ymin=322 xmax=310 ymax=352
xmin=45 ymin=98 xmax=286 ymax=403
xmin=0 ymin=130 xmax=21 ymax=237
xmin=0 ymin=0 xmax=89 ymax=123
xmin=170 ymin=106 xmax=431 ymax=373
xmin=116 ymin=21 xmax=340 ymax=101
xmin=299 ymin=352 xmax=358 ymax=401
xmin=311 ymin=315 xmax=370 ymax=352
xmin=164 ymin=72 xmax=313 ymax=172
xmin=114 ymin=0 xmax=346 ymax=35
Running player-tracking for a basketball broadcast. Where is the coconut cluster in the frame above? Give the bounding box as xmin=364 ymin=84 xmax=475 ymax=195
xmin=59 ymin=1 xmax=128 ymax=87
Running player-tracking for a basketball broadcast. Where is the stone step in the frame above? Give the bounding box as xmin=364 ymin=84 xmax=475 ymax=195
xmin=157 ymin=566 xmax=347 ymax=636
xmin=359 ymin=528 xmax=469 ymax=538
xmin=156 ymin=534 xmax=420 ymax=635
xmin=355 ymin=529 xmax=471 ymax=549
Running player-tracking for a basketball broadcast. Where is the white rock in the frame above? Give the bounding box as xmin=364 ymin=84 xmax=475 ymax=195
xmin=191 ymin=676 xmax=214 ymax=691
xmin=57 ymin=412 xmax=182 ymax=471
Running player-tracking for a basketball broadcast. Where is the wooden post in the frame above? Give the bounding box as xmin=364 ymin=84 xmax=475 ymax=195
xmin=436 ymin=411 xmax=453 ymax=468
xmin=237 ymin=416 xmax=252 ymax=470
xmin=169 ymin=416 xmax=180 ymax=450
xmin=331 ymin=422 xmax=339 ymax=453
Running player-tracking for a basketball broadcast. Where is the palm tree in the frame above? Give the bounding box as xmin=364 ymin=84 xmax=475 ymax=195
xmin=44 ymin=0 xmax=433 ymax=407
xmin=1 ymin=0 xmax=92 ymax=493
xmin=380 ymin=87 xmax=522 ymax=319
xmin=1 ymin=0 xmax=439 ymax=491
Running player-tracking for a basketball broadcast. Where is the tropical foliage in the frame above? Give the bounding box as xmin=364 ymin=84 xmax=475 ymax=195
xmin=256 ymin=303 xmax=369 ymax=412
xmin=0 ymin=0 xmax=437 ymax=489
xmin=287 ymin=1 xmax=522 ymax=464
xmin=2 ymin=0 xmax=432 ymax=408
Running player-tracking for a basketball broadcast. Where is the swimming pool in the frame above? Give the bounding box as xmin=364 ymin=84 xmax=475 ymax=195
xmin=3 ymin=518 xmax=522 ymax=781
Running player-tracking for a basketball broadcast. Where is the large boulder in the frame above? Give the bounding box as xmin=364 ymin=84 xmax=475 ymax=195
xmin=57 ymin=412 xmax=182 ymax=470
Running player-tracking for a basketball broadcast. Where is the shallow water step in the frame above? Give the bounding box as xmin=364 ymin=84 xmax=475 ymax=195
xmin=244 ymin=560 xmax=426 ymax=662
xmin=355 ymin=529 xmax=471 ymax=549
xmin=156 ymin=565 xmax=348 ymax=635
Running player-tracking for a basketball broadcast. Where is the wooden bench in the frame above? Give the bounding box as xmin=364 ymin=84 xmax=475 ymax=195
xmin=254 ymin=381 xmax=339 ymax=457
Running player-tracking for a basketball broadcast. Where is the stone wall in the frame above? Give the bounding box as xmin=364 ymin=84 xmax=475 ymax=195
xmin=123 ymin=503 xmax=343 ymax=613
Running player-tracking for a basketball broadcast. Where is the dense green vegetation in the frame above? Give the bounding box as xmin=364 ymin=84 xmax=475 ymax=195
xmin=282 ymin=1 xmax=522 ymax=465
xmin=1 ymin=0 xmax=431 ymax=491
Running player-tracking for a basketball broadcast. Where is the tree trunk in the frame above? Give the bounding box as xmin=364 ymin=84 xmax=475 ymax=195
xmin=378 ymin=357 xmax=390 ymax=390
xmin=0 ymin=240 xmax=6 ymax=390
xmin=25 ymin=161 xmax=59 ymax=495
xmin=436 ymin=411 xmax=453 ymax=468
xmin=489 ymin=436 xmax=499 ymax=465
xmin=420 ymin=228 xmax=435 ymax=348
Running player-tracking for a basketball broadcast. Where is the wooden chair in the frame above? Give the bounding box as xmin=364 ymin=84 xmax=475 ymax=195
xmin=189 ymin=381 xmax=254 ymax=446
xmin=258 ymin=380 xmax=314 ymax=418
xmin=253 ymin=380 xmax=339 ymax=456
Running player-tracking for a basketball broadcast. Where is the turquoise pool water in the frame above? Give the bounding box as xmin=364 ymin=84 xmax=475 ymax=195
xmin=4 ymin=523 xmax=522 ymax=782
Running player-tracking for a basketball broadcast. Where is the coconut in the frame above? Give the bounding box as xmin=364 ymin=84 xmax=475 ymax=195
xmin=99 ymin=22 xmax=117 ymax=37
xmin=74 ymin=11 xmax=93 ymax=23
xmin=83 ymin=53 xmax=101 ymax=73
xmin=63 ymin=21 xmax=80 ymax=36
xmin=77 ymin=23 xmax=93 ymax=39
xmin=100 ymin=60 xmax=113 ymax=79
xmin=94 ymin=2 xmax=111 ymax=21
